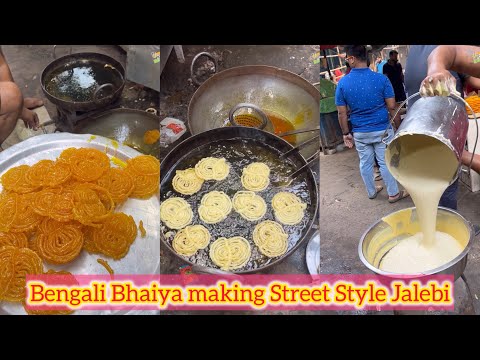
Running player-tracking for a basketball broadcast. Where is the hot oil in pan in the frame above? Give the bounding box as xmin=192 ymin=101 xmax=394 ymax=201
xmin=161 ymin=138 xmax=313 ymax=272
xmin=264 ymin=111 xmax=296 ymax=144
xmin=45 ymin=62 xmax=122 ymax=102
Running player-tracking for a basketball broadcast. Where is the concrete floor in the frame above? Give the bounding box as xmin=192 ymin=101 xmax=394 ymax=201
xmin=160 ymin=45 xmax=320 ymax=277
xmin=320 ymin=146 xmax=479 ymax=314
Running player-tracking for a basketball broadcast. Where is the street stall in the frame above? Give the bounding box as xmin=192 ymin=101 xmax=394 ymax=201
xmin=160 ymin=45 xmax=320 ymax=277
xmin=0 ymin=45 xmax=160 ymax=315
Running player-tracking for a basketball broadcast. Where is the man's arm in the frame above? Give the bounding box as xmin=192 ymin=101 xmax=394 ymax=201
xmin=465 ymin=75 xmax=480 ymax=91
xmin=462 ymin=150 xmax=480 ymax=174
xmin=399 ymin=63 xmax=404 ymax=83
xmin=385 ymin=97 xmax=400 ymax=129
xmin=0 ymin=47 xmax=14 ymax=82
xmin=337 ymin=105 xmax=354 ymax=148
xmin=421 ymin=45 xmax=480 ymax=96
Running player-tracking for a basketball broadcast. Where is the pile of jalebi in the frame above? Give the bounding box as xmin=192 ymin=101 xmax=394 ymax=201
xmin=0 ymin=147 xmax=159 ymax=312
xmin=125 ymin=155 xmax=160 ymax=199
xmin=466 ymin=94 xmax=480 ymax=115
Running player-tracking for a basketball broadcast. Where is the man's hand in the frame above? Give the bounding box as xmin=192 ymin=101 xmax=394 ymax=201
xmin=420 ymin=70 xmax=459 ymax=97
xmin=343 ymin=133 xmax=354 ymax=148
xmin=21 ymin=107 xmax=39 ymax=130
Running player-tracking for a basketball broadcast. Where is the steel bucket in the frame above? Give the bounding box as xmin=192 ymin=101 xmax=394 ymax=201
xmin=385 ymin=96 xmax=468 ymax=184
xmin=358 ymin=207 xmax=473 ymax=281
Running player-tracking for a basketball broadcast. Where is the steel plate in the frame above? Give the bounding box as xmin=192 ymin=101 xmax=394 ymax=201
xmin=306 ymin=231 xmax=320 ymax=275
xmin=0 ymin=133 xmax=159 ymax=315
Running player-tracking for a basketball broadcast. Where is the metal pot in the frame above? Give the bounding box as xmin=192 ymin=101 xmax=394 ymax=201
xmin=187 ymin=65 xmax=320 ymax=152
xmin=358 ymin=207 xmax=473 ymax=281
xmin=73 ymin=108 xmax=160 ymax=158
xmin=385 ymin=96 xmax=468 ymax=184
xmin=41 ymin=52 xmax=125 ymax=112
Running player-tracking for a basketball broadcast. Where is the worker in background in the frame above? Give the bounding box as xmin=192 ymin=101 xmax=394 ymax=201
xmin=383 ymin=50 xmax=406 ymax=103
xmin=0 ymin=47 xmax=42 ymax=147
xmin=335 ymin=45 xmax=409 ymax=203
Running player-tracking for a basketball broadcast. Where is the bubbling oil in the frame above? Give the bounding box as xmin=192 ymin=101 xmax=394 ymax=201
xmin=45 ymin=62 xmax=122 ymax=102
xmin=160 ymin=138 xmax=313 ymax=272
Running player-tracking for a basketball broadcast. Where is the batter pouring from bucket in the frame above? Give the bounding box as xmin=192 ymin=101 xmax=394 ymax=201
xmin=378 ymin=46 xmax=480 ymax=274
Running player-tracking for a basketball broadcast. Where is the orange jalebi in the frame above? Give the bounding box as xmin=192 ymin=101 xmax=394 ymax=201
xmin=0 ymin=193 xmax=18 ymax=232
xmin=31 ymin=188 xmax=61 ymax=217
xmin=25 ymin=160 xmax=71 ymax=188
xmin=68 ymin=148 xmax=110 ymax=182
xmin=139 ymin=220 xmax=146 ymax=238
xmin=50 ymin=188 xmax=75 ymax=222
xmin=10 ymin=193 xmax=43 ymax=233
xmin=0 ymin=246 xmax=43 ymax=302
xmin=92 ymin=213 xmax=137 ymax=260
xmin=82 ymin=225 xmax=100 ymax=254
xmin=97 ymin=168 xmax=134 ymax=204
xmin=0 ymin=232 xmax=28 ymax=248
xmin=127 ymin=172 xmax=159 ymax=199
xmin=97 ymin=258 xmax=114 ymax=275
xmin=143 ymin=129 xmax=160 ymax=145
xmin=72 ymin=183 xmax=114 ymax=227
xmin=32 ymin=218 xmax=84 ymax=265
xmin=58 ymin=148 xmax=78 ymax=163
xmin=126 ymin=155 xmax=160 ymax=176
xmin=1 ymin=165 xmax=39 ymax=193
xmin=0 ymin=147 xmax=156 ymax=308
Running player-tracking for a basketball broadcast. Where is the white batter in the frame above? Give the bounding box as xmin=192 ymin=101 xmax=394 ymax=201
xmin=384 ymin=135 xmax=464 ymax=273
xmin=380 ymin=231 xmax=463 ymax=274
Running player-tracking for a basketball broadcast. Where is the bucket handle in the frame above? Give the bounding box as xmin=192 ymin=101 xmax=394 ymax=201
xmin=381 ymin=92 xmax=479 ymax=175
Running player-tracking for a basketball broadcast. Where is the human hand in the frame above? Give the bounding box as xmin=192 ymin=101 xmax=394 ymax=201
xmin=21 ymin=107 xmax=39 ymax=130
xmin=420 ymin=70 xmax=459 ymax=97
xmin=343 ymin=133 xmax=354 ymax=148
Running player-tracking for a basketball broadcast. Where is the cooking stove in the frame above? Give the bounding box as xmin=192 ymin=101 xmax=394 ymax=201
xmin=53 ymin=100 xmax=121 ymax=132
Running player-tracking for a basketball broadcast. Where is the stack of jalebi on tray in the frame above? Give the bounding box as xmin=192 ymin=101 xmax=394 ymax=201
xmin=0 ymin=147 xmax=159 ymax=312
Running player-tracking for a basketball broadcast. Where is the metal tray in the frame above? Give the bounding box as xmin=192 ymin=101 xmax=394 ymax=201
xmin=306 ymin=230 xmax=320 ymax=275
xmin=0 ymin=133 xmax=160 ymax=315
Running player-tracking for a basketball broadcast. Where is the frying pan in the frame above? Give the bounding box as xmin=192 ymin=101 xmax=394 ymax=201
xmin=41 ymin=52 xmax=125 ymax=112
xmin=160 ymin=126 xmax=318 ymax=274
xmin=73 ymin=108 xmax=160 ymax=158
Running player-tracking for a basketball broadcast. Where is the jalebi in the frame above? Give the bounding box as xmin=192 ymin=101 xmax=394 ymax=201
xmin=143 ymin=129 xmax=160 ymax=145
xmin=97 ymin=168 xmax=134 ymax=204
xmin=10 ymin=193 xmax=43 ymax=233
xmin=92 ymin=213 xmax=137 ymax=260
xmin=1 ymin=165 xmax=39 ymax=193
xmin=126 ymin=155 xmax=160 ymax=176
xmin=0 ymin=232 xmax=28 ymax=248
xmin=68 ymin=148 xmax=110 ymax=182
xmin=82 ymin=225 xmax=100 ymax=254
xmin=72 ymin=183 xmax=114 ymax=227
xmin=32 ymin=218 xmax=84 ymax=264
xmin=0 ymin=193 xmax=18 ymax=232
xmin=25 ymin=160 xmax=71 ymax=187
xmin=0 ymin=246 xmax=43 ymax=302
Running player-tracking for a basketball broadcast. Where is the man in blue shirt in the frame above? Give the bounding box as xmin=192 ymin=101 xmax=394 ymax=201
xmin=335 ymin=45 xmax=409 ymax=203
xmin=376 ymin=56 xmax=387 ymax=74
